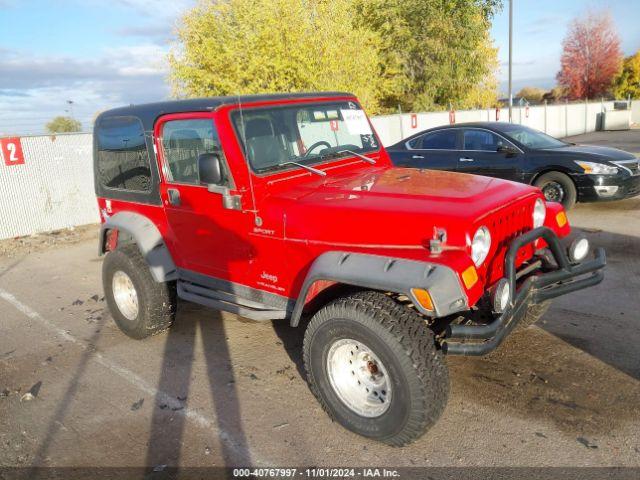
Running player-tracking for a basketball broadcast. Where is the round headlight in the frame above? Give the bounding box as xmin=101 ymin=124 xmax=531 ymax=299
xmin=471 ymin=226 xmax=491 ymax=266
xmin=533 ymin=198 xmax=546 ymax=228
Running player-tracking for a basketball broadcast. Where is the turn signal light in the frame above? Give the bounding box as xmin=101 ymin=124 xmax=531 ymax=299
xmin=556 ymin=211 xmax=567 ymax=228
xmin=410 ymin=288 xmax=434 ymax=312
xmin=461 ymin=265 xmax=479 ymax=289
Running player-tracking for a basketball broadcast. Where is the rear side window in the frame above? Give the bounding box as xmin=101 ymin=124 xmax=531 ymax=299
xmin=96 ymin=116 xmax=151 ymax=192
xmin=421 ymin=130 xmax=458 ymax=150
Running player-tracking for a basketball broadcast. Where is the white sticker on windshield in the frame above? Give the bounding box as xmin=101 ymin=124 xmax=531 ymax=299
xmin=340 ymin=109 xmax=372 ymax=135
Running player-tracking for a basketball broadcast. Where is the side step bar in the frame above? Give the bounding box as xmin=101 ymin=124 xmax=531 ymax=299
xmin=177 ymin=281 xmax=288 ymax=321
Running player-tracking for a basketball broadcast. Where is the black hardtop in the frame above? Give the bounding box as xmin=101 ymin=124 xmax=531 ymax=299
xmin=96 ymin=91 xmax=354 ymax=131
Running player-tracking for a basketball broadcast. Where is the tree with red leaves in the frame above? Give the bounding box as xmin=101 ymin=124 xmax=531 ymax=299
xmin=557 ymin=12 xmax=622 ymax=100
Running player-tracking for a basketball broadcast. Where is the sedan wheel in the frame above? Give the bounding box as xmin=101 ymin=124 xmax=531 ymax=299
xmin=534 ymin=171 xmax=577 ymax=210
xmin=542 ymin=181 xmax=565 ymax=203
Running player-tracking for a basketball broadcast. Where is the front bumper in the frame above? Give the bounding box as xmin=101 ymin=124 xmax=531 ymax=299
xmin=442 ymin=227 xmax=606 ymax=356
xmin=576 ymin=173 xmax=640 ymax=202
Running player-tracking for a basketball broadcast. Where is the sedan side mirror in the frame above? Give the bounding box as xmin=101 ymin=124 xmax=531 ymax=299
xmin=198 ymin=153 xmax=223 ymax=185
xmin=497 ymin=145 xmax=518 ymax=156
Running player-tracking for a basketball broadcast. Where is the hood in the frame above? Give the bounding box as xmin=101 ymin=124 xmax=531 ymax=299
xmin=546 ymin=144 xmax=636 ymax=162
xmin=268 ymin=167 xmax=540 ymax=251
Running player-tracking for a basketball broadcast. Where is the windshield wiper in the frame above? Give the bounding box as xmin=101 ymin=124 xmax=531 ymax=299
xmin=335 ymin=149 xmax=376 ymax=164
xmin=280 ymin=161 xmax=326 ymax=177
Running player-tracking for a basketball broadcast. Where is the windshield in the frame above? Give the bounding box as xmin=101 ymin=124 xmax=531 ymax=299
xmin=232 ymin=101 xmax=380 ymax=173
xmin=502 ymin=125 xmax=568 ymax=149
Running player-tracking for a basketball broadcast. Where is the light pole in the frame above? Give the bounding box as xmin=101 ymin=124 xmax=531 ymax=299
xmin=66 ymin=100 xmax=75 ymax=120
xmin=508 ymin=0 xmax=513 ymax=123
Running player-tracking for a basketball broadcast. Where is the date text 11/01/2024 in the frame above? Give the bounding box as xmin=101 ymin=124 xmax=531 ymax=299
xmin=233 ymin=468 xmax=400 ymax=478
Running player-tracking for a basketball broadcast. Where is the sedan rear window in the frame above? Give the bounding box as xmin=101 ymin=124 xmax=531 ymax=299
xmin=421 ymin=130 xmax=458 ymax=150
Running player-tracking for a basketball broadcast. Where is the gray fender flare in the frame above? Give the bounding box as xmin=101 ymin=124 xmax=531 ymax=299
xmin=289 ymin=251 xmax=468 ymax=327
xmin=99 ymin=211 xmax=178 ymax=283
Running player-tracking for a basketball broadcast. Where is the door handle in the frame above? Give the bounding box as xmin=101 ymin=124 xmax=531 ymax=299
xmin=412 ymin=154 xmax=424 ymax=159
xmin=459 ymin=157 xmax=475 ymax=162
xmin=167 ymin=188 xmax=181 ymax=206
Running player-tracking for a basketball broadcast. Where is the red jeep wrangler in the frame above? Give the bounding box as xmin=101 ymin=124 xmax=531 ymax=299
xmin=94 ymin=92 xmax=605 ymax=445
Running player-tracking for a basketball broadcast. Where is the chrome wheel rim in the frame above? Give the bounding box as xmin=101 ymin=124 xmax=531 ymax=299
xmin=542 ymin=182 xmax=565 ymax=202
xmin=112 ymin=271 xmax=139 ymax=321
xmin=326 ymin=338 xmax=392 ymax=418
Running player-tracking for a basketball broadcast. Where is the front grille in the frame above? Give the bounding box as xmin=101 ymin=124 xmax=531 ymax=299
xmin=481 ymin=198 xmax=535 ymax=285
xmin=614 ymin=159 xmax=640 ymax=176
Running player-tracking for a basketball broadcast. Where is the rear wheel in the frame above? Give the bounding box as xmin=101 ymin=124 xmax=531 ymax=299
xmin=534 ymin=171 xmax=577 ymax=210
xmin=303 ymin=291 xmax=448 ymax=446
xmin=103 ymin=245 xmax=176 ymax=339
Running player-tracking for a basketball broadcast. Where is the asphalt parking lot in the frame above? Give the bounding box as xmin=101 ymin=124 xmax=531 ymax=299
xmin=1 ymin=130 xmax=639 ymax=471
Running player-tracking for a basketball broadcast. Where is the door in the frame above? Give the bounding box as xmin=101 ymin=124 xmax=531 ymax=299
xmin=155 ymin=114 xmax=252 ymax=280
xmin=456 ymin=128 xmax=521 ymax=181
xmin=392 ymin=129 xmax=460 ymax=172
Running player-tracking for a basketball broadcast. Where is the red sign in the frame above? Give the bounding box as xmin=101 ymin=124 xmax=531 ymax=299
xmin=1 ymin=137 xmax=25 ymax=166
xmin=329 ymin=120 xmax=339 ymax=131
xmin=449 ymin=110 xmax=456 ymax=125
xmin=410 ymin=114 xmax=418 ymax=129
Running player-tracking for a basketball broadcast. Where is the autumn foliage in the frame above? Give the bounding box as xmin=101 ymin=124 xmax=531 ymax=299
xmin=557 ymin=13 xmax=622 ymax=100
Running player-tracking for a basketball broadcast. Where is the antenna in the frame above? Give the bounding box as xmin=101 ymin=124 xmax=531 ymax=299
xmin=237 ymin=94 xmax=261 ymax=226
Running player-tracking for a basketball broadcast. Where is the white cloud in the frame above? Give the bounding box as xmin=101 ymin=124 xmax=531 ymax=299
xmin=0 ymin=43 xmax=172 ymax=135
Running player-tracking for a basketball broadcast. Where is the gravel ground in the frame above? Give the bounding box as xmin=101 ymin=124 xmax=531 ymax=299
xmin=0 ymin=130 xmax=638 ymax=474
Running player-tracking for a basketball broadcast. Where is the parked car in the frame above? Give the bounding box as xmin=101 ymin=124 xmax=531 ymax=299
xmin=94 ymin=93 xmax=605 ymax=446
xmin=387 ymin=122 xmax=640 ymax=209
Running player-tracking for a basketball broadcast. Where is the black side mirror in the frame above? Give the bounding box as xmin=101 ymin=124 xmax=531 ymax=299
xmin=497 ymin=145 xmax=518 ymax=156
xmin=198 ymin=153 xmax=223 ymax=185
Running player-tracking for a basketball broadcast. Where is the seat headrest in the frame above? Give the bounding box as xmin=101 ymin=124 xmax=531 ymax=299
xmin=245 ymin=118 xmax=274 ymax=139
xmin=167 ymin=129 xmax=204 ymax=149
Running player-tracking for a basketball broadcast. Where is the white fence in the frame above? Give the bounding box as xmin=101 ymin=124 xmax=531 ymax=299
xmin=370 ymin=100 xmax=631 ymax=146
xmin=0 ymin=100 xmax=637 ymax=240
xmin=0 ymin=133 xmax=99 ymax=240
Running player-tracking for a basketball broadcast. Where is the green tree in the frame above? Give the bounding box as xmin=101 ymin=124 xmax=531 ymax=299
xmin=45 ymin=116 xmax=82 ymax=133
xmin=516 ymin=86 xmax=546 ymax=104
xmin=353 ymin=0 xmax=502 ymax=111
xmin=169 ymin=0 xmax=384 ymax=113
xmin=542 ymin=86 xmax=568 ymax=104
xmin=612 ymin=51 xmax=640 ymax=99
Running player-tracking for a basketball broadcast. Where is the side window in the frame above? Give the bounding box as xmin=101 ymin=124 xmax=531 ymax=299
xmin=96 ymin=116 xmax=151 ymax=192
xmin=463 ymin=130 xmax=504 ymax=151
xmin=421 ymin=130 xmax=458 ymax=150
xmin=160 ymin=119 xmax=225 ymax=185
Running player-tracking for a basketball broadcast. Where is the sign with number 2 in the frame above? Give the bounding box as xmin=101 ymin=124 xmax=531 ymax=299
xmin=1 ymin=137 xmax=25 ymax=166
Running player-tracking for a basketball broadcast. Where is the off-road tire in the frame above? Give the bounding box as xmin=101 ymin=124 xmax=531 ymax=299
xmin=534 ymin=171 xmax=577 ymax=210
xmin=103 ymin=244 xmax=176 ymax=339
xmin=518 ymin=301 xmax=551 ymax=330
xmin=303 ymin=291 xmax=449 ymax=446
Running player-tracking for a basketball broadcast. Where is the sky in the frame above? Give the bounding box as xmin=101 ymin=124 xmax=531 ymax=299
xmin=1 ymin=0 xmax=639 ymax=135
xmin=491 ymin=0 xmax=640 ymax=95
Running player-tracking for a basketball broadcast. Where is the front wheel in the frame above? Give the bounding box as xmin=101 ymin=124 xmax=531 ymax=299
xmin=518 ymin=301 xmax=551 ymax=330
xmin=103 ymin=245 xmax=176 ymax=339
xmin=534 ymin=171 xmax=577 ymax=210
xmin=303 ymin=291 xmax=449 ymax=446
